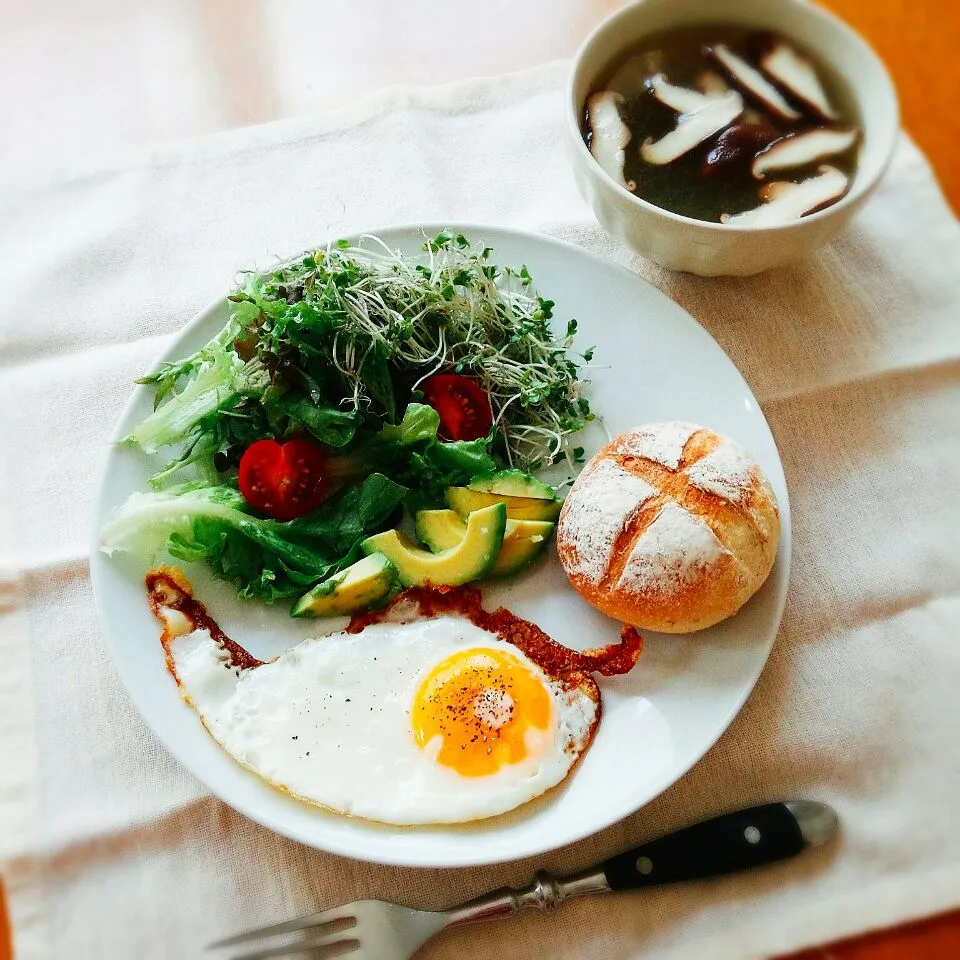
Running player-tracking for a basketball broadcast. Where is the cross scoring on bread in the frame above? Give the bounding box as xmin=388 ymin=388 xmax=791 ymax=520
xmin=601 ymin=427 xmax=762 ymax=591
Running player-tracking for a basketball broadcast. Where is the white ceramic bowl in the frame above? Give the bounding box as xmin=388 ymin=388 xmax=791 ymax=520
xmin=566 ymin=0 xmax=899 ymax=275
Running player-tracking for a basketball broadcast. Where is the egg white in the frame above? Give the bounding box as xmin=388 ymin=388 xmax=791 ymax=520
xmin=169 ymin=614 xmax=597 ymax=825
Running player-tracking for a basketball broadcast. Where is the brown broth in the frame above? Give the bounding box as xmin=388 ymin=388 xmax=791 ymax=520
xmin=582 ymin=25 xmax=861 ymax=223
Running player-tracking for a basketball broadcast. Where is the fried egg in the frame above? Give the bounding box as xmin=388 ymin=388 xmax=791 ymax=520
xmin=146 ymin=570 xmax=643 ymax=825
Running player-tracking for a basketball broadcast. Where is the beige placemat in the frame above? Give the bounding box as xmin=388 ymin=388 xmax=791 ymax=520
xmin=2 ymin=61 xmax=960 ymax=960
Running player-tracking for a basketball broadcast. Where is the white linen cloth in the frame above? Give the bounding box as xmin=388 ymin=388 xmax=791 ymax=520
xmin=1 ymin=61 xmax=959 ymax=960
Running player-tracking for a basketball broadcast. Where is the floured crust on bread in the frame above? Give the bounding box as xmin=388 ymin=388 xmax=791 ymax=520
xmin=556 ymin=422 xmax=780 ymax=633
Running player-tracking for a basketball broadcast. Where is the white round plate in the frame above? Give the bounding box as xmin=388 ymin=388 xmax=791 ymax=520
xmin=91 ymin=224 xmax=790 ymax=868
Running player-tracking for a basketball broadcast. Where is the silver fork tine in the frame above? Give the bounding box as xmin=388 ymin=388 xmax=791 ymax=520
xmin=209 ymin=911 xmax=355 ymax=948
xmin=230 ymin=937 xmax=359 ymax=960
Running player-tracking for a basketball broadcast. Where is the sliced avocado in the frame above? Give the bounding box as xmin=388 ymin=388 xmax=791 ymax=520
xmin=467 ymin=468 xmax=557 ymax=500
xmin=291 ymin=553 xmax=398 ymax=618
xmin=362 ymin=503 xmax=506 ymax=587
xmin=446 ymin=486 xmax=562 ymax=522
xmin=490 ymin=519 xmax=554 ymax=577
xmin=415 ymin=509 xmax=554 ymax=578
xmin=415 ymin=508 xmax=467 ymax=553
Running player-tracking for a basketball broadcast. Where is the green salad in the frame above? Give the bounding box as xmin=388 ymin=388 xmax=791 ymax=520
xmin=101 ymin=231 xmax=595 ymax=613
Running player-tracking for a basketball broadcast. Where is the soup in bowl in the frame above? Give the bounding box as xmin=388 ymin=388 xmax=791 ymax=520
xmin=566 ymin=0 xmax=898 ymax=275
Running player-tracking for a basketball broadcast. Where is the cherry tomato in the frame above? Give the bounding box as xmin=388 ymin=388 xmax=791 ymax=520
xmin=420 ymin=373 xmax=493 ymax=442
xmin=237 ymin=437 xmax=328 ymax=521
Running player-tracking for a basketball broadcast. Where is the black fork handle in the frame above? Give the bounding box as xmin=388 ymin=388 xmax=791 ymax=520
xmin=600 ymin=801 xmax=837 ymax=891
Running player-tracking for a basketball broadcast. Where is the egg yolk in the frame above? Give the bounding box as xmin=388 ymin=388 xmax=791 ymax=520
xmin=411 ymin=647 xmax=553 ymax=777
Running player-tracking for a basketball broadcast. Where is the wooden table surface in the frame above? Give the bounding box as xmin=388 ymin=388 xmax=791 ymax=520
xmin=0 ymin=1 xmax=957 ymax=956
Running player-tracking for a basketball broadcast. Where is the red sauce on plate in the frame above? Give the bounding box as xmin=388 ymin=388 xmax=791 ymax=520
xmin=347 ymin=584 xmax=644 ymax=683
xmin=145 ymin=567 xmax=263 ymax=671
xmin=145 ymin=571 xmax=643 ymax=686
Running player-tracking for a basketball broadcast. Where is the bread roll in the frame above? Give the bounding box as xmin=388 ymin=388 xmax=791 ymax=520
xmin=556 ymin=422 xmax=780 ymax=633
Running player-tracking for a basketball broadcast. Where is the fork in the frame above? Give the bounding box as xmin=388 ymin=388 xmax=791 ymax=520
xmin=209 ymin=800 xmax=837 ymax=960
